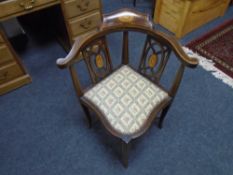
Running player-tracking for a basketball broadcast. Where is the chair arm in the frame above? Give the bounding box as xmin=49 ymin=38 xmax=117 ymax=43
xmin=167 ymin=35 xmax=198 ymax=68
xmin=56 ymin=30 xmax=98 ymax=69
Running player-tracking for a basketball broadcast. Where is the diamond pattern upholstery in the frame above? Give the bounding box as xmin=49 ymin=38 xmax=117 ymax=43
xmin=83 ymin=65 xmax=169 ymax=135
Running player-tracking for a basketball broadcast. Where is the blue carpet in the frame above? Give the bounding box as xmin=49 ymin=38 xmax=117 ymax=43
xmin=1 ymin=1 xmax=233 ymax=175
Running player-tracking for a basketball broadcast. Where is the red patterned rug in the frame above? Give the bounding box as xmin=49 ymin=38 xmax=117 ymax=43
xmin=185 ymin=18 xmax=233 ymax=88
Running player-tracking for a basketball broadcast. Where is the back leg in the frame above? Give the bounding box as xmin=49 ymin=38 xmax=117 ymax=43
xmin=81 ymin=104 xmax=92 ymax=128
xmin=121 ymin=140 xmax=131 ymax=168
xmin=158 ymin=104 xmax=171 ymax=129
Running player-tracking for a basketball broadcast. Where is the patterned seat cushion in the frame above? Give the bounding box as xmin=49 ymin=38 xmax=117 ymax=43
xmin=83 ymin=65 xmax=169 ymax=136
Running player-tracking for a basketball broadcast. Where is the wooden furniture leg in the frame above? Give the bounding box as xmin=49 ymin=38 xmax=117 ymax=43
xmin=133 ymin=0 xmax=136 ymax=6
xmin=81 ymin=103 xmax=92 ymax=128
xmin=158 ymin=104 xmax=171 ymax=129
xmin=152 ymin=0 xmax=156 ymax=18
xmin=121 ymin=140 xmax=130 ymax=168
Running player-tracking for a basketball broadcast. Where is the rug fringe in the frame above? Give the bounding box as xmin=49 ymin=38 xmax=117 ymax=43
xmin=183 ymin=47 xmax=233 ymax=89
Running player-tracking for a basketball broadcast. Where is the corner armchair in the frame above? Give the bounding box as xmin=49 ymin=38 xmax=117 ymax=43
xmin=56 ymin=8 xmax=198 ymax=167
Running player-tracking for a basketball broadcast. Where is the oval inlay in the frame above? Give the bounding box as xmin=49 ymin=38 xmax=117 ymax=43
xmin=119 ymin=16 xmax=134 ymax=23
xmin=148 ymin=54 xmax=158 ymax=68
xmin=96 ymin=54 xmax=104 ymax=68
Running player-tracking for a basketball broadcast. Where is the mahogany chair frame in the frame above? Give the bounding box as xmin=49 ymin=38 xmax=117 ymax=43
xmin=57 ymin=8 xmax=198 ymax=168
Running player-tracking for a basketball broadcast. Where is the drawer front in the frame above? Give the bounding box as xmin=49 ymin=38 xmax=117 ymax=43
xmin=163 ymin=0 xmax=185 ymax=10
xmin=184 ymin=2 xmax=228 ymax=35
xmin=69 ymin=11 xmax=101 ymax=37
xmin=161 ymin=1 xmax=182 ymax=20
xmin=0 ymin=0 xmax=58 ymax=19
xmin=159 ymin=4 xmax=178 ymax=32
xmin=64 ymin=0 xmax=100 ymax=19
xmin=159 ymin=11 xmax=177 ymax=32
xmin=191 ymin=0 xmax=223 ymax=13
xmin=0 ymin=62 xmax=24 ymax=84
xmin=0 ymin=44 xmax=14 ymax=65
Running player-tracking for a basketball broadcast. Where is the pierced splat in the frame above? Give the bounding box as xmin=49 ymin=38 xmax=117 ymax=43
xmin=138 ymin=36 xmax=171 ymax=83
xmin=82 ymin=37 xmax=112 ymax=83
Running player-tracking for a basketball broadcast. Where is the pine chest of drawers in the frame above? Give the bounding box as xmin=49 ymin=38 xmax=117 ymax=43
xmin=154 ymin=0 xmax=231 ymax=38
xmin=0 ymin=30 xmax=31 ymax=95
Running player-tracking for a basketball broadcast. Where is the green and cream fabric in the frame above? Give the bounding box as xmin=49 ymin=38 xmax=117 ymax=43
xmin=84 ymin=65 xmax=169 ymax=135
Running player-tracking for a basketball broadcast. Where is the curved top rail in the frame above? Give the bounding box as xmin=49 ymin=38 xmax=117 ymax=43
xmin=57 ymin=8 xmax=198 ymax=69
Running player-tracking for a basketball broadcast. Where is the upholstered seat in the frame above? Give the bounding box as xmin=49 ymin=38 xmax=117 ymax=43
xmin=82 ymin=65 xmax=169 ymax=141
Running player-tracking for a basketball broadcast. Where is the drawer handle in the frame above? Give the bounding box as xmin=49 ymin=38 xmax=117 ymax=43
xmin=0 ymin=71 xmax=8 ymax=81
xmin=19 ymin=0 xmax=36 ymax=10
xmin=77 ymin=1 xmax=90 ymax=12
xmin=80 ymin=20 xmax=92 ymax=29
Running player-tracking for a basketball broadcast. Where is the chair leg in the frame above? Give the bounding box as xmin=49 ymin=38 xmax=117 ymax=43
xmin=81 ymin=104 xmax=92 ymax=128
xmin=133 ymin=0 xmax=136 ymax=6
xmin=158 ymin=104 xmax=171 ymax=129
xmin=121 ymin=140 xmax=130 ymax=168
xmin=152 ymin=0 xmax=156 ymax=18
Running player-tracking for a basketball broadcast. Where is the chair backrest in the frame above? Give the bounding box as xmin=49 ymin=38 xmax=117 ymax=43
xmin=57 ymin=9 xmax=198 ymax=99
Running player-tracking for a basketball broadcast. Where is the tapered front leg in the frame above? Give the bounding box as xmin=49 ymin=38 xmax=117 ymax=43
xmin=121 ymin=140 xmax=130 ymax=168
xmin=81 ymin=104 xmax=92 ymax=128
xmin=158 ymin=104 xmax=171 ymax=129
